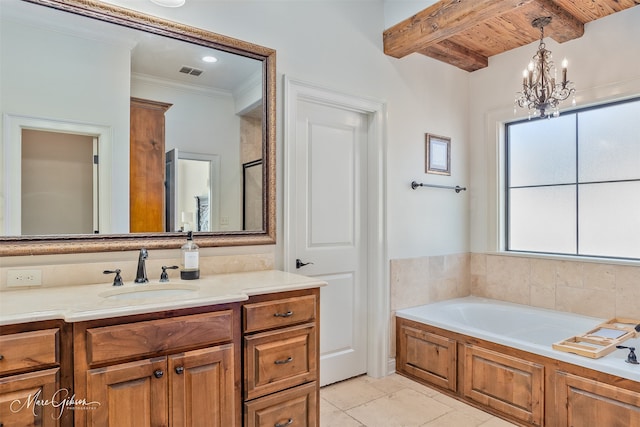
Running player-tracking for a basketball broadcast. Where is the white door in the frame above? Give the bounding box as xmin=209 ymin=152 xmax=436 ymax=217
xmin=292 ymin=99 xmax=369 ymax=386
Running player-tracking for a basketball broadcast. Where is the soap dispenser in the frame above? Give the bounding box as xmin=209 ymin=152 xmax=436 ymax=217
xmin=180 ymin=231 xmax=200 ymax=280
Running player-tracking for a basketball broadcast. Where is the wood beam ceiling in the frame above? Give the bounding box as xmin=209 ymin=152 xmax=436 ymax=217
xmin=383 ymin=0 xmax=639 ymax=72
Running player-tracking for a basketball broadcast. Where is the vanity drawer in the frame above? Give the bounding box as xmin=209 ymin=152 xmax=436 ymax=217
xmin=86 ymin=310 xmax=233 ymax=365
xmin=244 ymin=381 xmax=318 ymax=427
xmin=244 ymin=323 xmax=317 ymax=400
xmin=0 ymin=329 xmax=59 ymax=375
xmin=244 ymin=294 xmax=316 ymax=333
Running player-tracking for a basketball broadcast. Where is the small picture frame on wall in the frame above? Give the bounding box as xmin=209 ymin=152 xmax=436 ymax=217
xmin=425 ymin=133 xmax=451 ymax=175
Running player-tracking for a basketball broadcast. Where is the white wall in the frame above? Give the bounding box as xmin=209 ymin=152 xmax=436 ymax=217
xmin=383 ymin=0 xmax=438 ymax=29
xmin=468 ymin=6 xmax=640 ymax=253
xmin=98 ymin=0 xmax=471 ymax=265
xmin=0 ymin=15 xmax=132 ymax=233
xmin=4 ymin=0 xmax=637 ymax=270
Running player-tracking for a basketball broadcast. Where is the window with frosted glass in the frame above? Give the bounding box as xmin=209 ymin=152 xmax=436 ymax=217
xmin=505 ymin=97 xmax=640 ymax=260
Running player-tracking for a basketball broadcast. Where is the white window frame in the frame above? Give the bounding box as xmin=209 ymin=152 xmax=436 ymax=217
xmin=483 ymin=77 xmax=640 ymax=265
xmin=504 ymin=97 xmax=640 ymax=261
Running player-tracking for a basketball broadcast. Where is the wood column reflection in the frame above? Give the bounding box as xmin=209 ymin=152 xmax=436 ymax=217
xmin=130 ymin=97 xmax=172 ymax=233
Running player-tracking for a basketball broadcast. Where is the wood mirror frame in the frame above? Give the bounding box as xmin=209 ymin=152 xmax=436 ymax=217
xmin=1 ymin=0 xmax=276 ymax=256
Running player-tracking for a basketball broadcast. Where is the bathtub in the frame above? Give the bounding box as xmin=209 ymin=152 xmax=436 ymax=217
xmin=395 ymin=296 xmax=640 ymax=382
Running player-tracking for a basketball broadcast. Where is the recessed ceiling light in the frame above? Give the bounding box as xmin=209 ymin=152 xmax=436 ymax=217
xmin=202 ymin=56 xmax=218 ymax=63
xmin=150 ymin=0 xmax=185 ymax=7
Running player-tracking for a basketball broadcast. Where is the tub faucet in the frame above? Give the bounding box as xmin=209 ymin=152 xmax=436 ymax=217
xmin=135 ymin=248 xmax=149 ymax=283
xmin=616 ymin=345 xmax=639 ymax=365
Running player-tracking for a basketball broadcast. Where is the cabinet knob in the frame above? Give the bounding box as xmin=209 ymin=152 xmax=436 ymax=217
xmin=274 ymin=310 xmax=293 ymax=318
xmin=274 ymin=418 xmax=293 ymax=427
xmin=274 ymin=356 xmax=293 ymax=365
xmin=0 ymin=354 xmax=4 ymax=360
xmin=153 ymin=369 xmax=164 ymax=378
xmin=175 ymin=366 xmax=185 ymax=374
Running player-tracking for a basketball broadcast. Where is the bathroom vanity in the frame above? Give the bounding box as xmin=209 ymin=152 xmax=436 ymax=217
xmin=0 ymin=270 xmax=323 ymax=427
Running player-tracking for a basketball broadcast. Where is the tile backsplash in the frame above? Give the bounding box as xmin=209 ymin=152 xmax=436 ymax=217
xmin=0 ymin=250 xmax=274 ymax=290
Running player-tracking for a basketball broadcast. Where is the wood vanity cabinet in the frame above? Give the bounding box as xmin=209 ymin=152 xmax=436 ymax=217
xmin=73 ymin=306 xmax=240 ymax=427
xmin=0 ymin=321 xmax=73 ymax=427
xmin=242 ymin=289 xmax=320 ymax=427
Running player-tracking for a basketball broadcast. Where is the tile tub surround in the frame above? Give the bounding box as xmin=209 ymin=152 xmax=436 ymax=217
xmin=471 ymin=254 xmax=640 ymax=319
xmin=390 ymin=253 xmax=470 ymax=311
xmin=389 ymin=253 xmax=470 ymax=358
xmin=390 ymin=253 xmax=639 ymax=319
xmin=389 ymin=252 xmax=638 ymax=358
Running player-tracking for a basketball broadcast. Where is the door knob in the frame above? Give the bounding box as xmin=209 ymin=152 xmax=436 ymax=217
xmin=153 ymin=369 xmax=164 ymax=378
xmin=295 ymin=258 xmax=314 ymax=269
xmin=175 ymin=366 xmax=185 ymax=374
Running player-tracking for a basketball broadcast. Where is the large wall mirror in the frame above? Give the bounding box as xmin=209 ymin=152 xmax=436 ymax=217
xmin=0 ymin=0 xmax=276 ymax=255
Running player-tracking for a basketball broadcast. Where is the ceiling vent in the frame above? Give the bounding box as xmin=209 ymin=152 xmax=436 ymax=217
xmin=179 ymin=66 xmax=203 ymax=76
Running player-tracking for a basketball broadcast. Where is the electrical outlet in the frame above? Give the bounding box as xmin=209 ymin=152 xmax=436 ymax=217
xmin=7 ymin=269 xmax=42 ymax=287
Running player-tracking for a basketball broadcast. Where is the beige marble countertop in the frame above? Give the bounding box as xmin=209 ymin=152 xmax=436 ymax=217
xmin=0 ymin=270 xmax=325 ymax=325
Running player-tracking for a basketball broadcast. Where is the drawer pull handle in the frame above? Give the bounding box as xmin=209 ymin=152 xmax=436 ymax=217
xmin=274 ymin=356 xmax=293 ymax=365
xmin=275 ymin=418 xmax=293 ymax=427
xmin=153 ymin=369 xmax=164 ymax=378
xmin=175 ymin=366 xmax=185 ymax=374
xmin=274 ymin=310 xmax=293 ymax=318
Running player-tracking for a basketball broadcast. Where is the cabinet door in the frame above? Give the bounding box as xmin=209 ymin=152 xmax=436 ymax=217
xmin=0 ymin=368 xmax=60 ymax=427
xmin=169 ymin=344 xmax=236 ymax=427
xmin=556 ymin=371 xmax=640 ymax=427
xmin=462 ymin=344 xmax=544 ymax=426
xmin=245 ymin=382 xmax=317 ymax=427
xmin=244 ymin=324 xmax=317 ymax=400
xmin=86 ymin=357 xmax=167 ymax=427
xmin=396 ymin=321 xmax=457 ymax=392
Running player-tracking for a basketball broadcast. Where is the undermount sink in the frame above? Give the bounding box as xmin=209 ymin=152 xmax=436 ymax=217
xmin=99 ymin=284 xmax=199 ymax=301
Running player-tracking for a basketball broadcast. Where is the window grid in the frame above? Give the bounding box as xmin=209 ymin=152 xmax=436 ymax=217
xmin=505 ymin=96 xmax=640 ymax=261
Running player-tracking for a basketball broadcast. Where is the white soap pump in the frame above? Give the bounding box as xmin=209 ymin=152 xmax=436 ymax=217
xmin=180 ymin=231 xmax=200 ymax=280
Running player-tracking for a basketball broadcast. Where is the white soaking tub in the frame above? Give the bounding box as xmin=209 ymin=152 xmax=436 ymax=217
xmin=396 ymin=296 xmax=640 ymax=382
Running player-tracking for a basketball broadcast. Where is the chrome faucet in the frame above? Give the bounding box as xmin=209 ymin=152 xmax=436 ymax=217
xmin=135 ymin=248 xmax=149 ymax=283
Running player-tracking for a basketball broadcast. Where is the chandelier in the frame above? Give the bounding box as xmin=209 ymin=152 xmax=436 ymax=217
xmin=515 ymin=17 xmax=575 ymax=118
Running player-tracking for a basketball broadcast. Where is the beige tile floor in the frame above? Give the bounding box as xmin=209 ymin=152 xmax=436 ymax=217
xmin=320 ymin=374 xmax=518 ymax=427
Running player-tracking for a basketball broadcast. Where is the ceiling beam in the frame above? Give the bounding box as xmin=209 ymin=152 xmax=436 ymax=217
xmin=382 ymin=0 xmax=587 ymax=72
xmin=531 ymin=0 xmax=584 ymax=42
xmin=383 ymin=0 xmax=537 ymax=59
xmin=418 ymin=40 xmax=488 ymax=72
